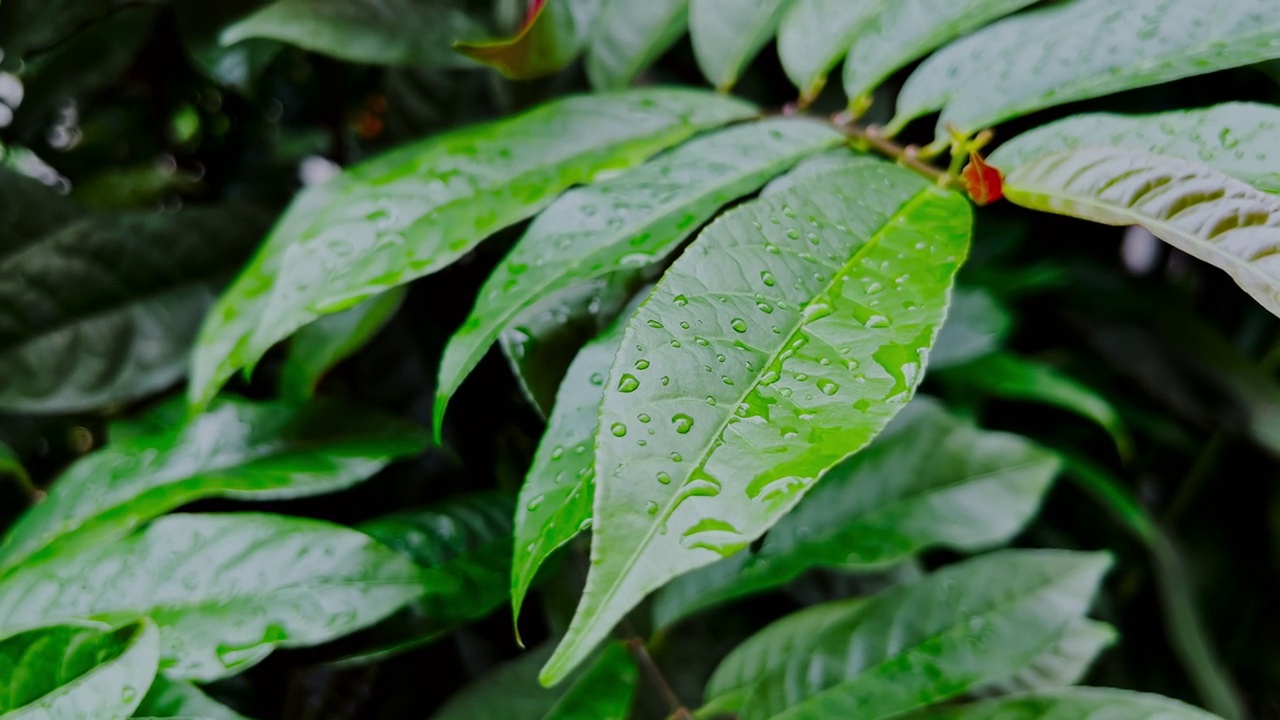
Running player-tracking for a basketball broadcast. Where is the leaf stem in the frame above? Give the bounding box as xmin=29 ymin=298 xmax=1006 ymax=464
xmin=829 ymin=112 xmax=948 ymax=184
xmin=624 ymin=634 xmax=690 ymax=720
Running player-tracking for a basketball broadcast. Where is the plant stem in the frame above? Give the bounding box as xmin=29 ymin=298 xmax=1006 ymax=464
xmin=624 ymin=634 xmax=691 ymax=720
xmin=1163 ymin=429 xmax=1225 ymax=528
xmin=829 ymin=113 xmax=948 ymax=183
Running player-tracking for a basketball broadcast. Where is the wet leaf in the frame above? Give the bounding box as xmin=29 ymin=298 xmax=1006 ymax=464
xmin=586 ymin=0 xmax=688 ymax=90
xmin=702 ymin=550 xmax=1111 ymax=719
xmin=839 ymin=0 xmax=1039 ymax=111
xmin=436 ymin=118 xmax=843 ymax=427
xmin=456 ymin=0 xmax=600 ymax=80
xmin=652 ymin=398 xmax=1060 ymax=626
xmin=136 ymin=677 xmax=251 ymax=720
xmin=988 ymin=102 xmax=1280 ymax=193
xmin=281 ymin=287 xmax=406 ymax=400
xmin=1002 ymin=148 xmax=1280 ymax=319
xmin=972 ymin=619 xmax=1116 ymax=697
xmin=221 ymin=0 xmax=482 ymax=68
xmin=0 ymin=620 xmax=159 ymax=720
xmin=776 ymin=0 xmax=885 ymax=102
xmin=909 ymin=687 xmax=1224 ymax=720
xmin=689 ymin=0 xmax=794 ymax=90
xmin=0 ymin=514 xmax=431 ymax=681
xmin=190 ymin=87 xmax=756 ymax=411
xmin=0 ymin=169 xmax=82 ymax=257
xmin=893 ymin=0 xmax=1280 ymax=138
xmin=0 ymin=395 xmax=426 ymax=576
xmin=540 ymin=161 xmax=972 ymax=684
xmin=0 ymin=206 xmax=269 ymax=414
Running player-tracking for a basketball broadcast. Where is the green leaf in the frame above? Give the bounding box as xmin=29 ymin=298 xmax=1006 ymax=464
xmin=929 ymin=286 xmax=1012 ymax=370
xmin=0 ymin=513 xmax=431 ymax=681
xmin=1002 ymin=148 xmax=1280 ymax=319
xmin=652 ymin=397 xmax=1060 ymax=626
xmin=456 ymin=0 xmax=600 ymax=80
xmin=941 ymin=352 xmax=1131 ymax=458
xmin=0 ymin=206 xmax=269 ymax=414
xmin=0 ymin=168 xmax=82 ymax=260
xmin=0 ymin=442 xmax=31 ymax=497
xmin=892 ymin=0 xmax=1280 ymax=138
xmin=0 ymin=620 xmax=159 ymax=720
xmin=586 ymin=0 xmax=688 ymax=90
xmin=689 ymin=0 xmax=794 ymax=91
xmin=135 ymin=677 xmax=251 ymax=720
xmin=760 ymin=151 xmax=886 ymax=198
xmin=344 ymin=492 xmax=514 ymax=664
xmin=436 ymin=118 xmax=844 ymax=427
xmin=0 ymin=395 xmax=426 ymax=576
xmin=540 ymin=162 xmax=973 ymax=684
xmin=221 ymin=0 xmax=483 ymax=68
xmin=512 ymin=315 xmax=628 ymax=623
xmin=0 ymin=0 xmax=127 ymax=63
xmin=703 ymin=550 xmax=1112 ymax=720
xmin=908 ymin=687 xmax=1224 ymax=720
xmin=839 ymin=0 xmax=1039 ymax=111
xmin=972 ymin=619 xmax=1116 ymax=697
xmin=281 ymin=286 xmax=406 ymax=400
xmin=175 ymin=0 xmax=281 ymax=92
xmin=435 ymin=642 xmax=637 ymax=720
xmin=776 ymin=0 xmax=885 ymax=102
xmin=988 ymin=102 xmax=1280 ymax=194
xmin=189 ymin=87 xmax=757 ymax=411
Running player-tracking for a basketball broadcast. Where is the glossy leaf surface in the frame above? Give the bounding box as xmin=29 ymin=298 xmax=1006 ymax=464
xmin=0 ymin=620 xmax=158 ymax=720
xmin=0 ymin=396 xmax=426 ymax=575
xmin=910 ymin=687 xmax=1223 ymax=720
xmin=541 ymin=162 xmax=973 ymax=684
xmin=190 ymin=87 xmax=756 ymax=411
xmin=989 ymin=103 xmax=1280 ymax=193
xmin=973 ymin=619 xmax=1116 ymax=697
xmin=222 ymin=0 xmax=482 ymax=67
xmin=456 ymin=0 xmax=600 ymax=79
xmin=0 ymin=169 xmax=81 ymax=257
xmin=281 ymin=286 xmax=406 ymax=399
xmin=0 ymin=207 xmax=268 ymax=414
xmin=777 ymin=0 xmax=883 ymax=102
xmin=586 ymin=0 xmax=688 ymax=90
xmin=1003 ymin=148 xmax=1280 ymax=318
xmin=689 ymin=0 xmax=793 ymax=90
xmin=136 ymin=677 xmax=251 ymax=720
xmin=893 ymin=0 xmax=1280 ymax=137
xmin=436 ymin=117 xmax=844 ymax=425
xmin=840 ymin=0 xmax=1038 ymax=110
xmin=653 ymin=398 xmax=1059 ymax=626
xmin=0 ymin=514 xmax=431 ymax=681
xmin=703 ymin=550 xmax=1111 ymax=719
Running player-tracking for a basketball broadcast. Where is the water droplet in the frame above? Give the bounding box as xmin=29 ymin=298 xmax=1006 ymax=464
xmin=706 ymin=396 xmax=717 ymax=406
xmin=635 ymin=358 xmax=651 ymax=370
xmin=670 ymin=339 xmax=682 ymax=348
xmin=526 ymin=494 xmax=545 ymax=511
xmin=795 ymin=372 xmax=809 ymax=381
xmin=817 ymin=378 xmax=839 ymax=396
xmin=760 ymin=271 xmax=776 ymax=286
xmin=589 ymin=372 xmax=604 ymax=386
xmin=638 ymin=413 xmax=651 ymax=423
xmin=610 ymin=422 xmax=628 ymax=437
xmin=670 ymin=452 xmax=683 ymax=462
xmin=672 ymin=413 xmax=695 ymax=434
xmin=730 ymin=318 xmax=748 ymax=333
xmin=722 ymin=375 xmax=735 ymax=386
xmin=657 ymin=471 xmax=672 ymax=484
xmin=618 ymin=374 xmax=640 ymax=392
xmin=646 ymin=319 xmax=664 ymax=329
xmin=661 ymin=375 xmax=671 ymax=386
xmin=645 ymin=501 xmax=660 ymax=515
xmin=673 ymin=294 xmax=689 ymax=306
xmin=765 ymin=243 xmax=781 ymax=254
xmin=786 ymin=228 xmax=800 ymax=240
xmin=578 ymin=518 xmax=593 ymax=531
xmin=550 ymin=445 xmax=564 ymax=460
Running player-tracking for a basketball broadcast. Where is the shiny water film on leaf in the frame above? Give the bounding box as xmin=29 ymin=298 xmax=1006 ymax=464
xmin=540 ymin=161 xmax=973 ymax=684
xmin=892 ymin=0 xmax=1280 ymax=138
xmin=1002 ymin=148 xmax=1280 ymax=319
xmin=703 ymin=550 xmax=1112 ymax=720
xmin=988 ymin=102 xmax=1280 ymax=193
xmin=435 ymin=117 xmax=844 ymax=427
xmin=190 ymin=87 xmax=756 ymax=411
xmin=0 ymin=514 xmax=433 ymax=681
xmin=0 ymin=620 xmax=159 ymax=720
xmin=0 ymin=395 xmax=426 ymax=575
xmin=653 ymin=397 xmax=1061 ymax=626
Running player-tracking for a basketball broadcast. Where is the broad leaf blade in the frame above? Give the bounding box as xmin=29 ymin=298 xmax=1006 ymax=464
xmin=136 ymin=677 xmax=252 ymax=720
xmin=0 ymin=168 xmax=82 ymax=257
xmin=0 ymin=396 xmax=426 ymax=575
xmin=653 ymin=398 xmax=1059 ymax=626
xmin=689 ymin=0 xmax=794 ymax=91
xmin=1003 ymin=148 xmax=1280 ymax=318
xmin=705 ymin=550 xmax=1111 ymax=720
xmin=281 ymin=286 xmax=406 ymax=400
xmin=840 ymin=0 xmax=1038 ymax=110
xmin=909 ymin=687 xmax=1223 ymax=720
xmin=972 ymin=619 xmax=1116 ymax=697
xmin=189 ymin=87 xmax=756 ymax=411
xmin=221 ymin=0 xmax=482 ymax=68
xmin=0 ymin=207 xmax=268 ymax=413
xmin=776 ymin=0 xmax=885 ymax=102
xmin=540 ymin=162 xmax=972 ymax=684
xmin=893 ymin=0 xmax=1280 ymax=138
xmin=0 ymin=620 xmax=159 ymax=720
xmin=929 ymin=286 xmax=1012 ymax=370
xmin=435 ymin=117 xmax=844 ymax=425
xmin=586 ymin=0 xmax=687 ymax=90
xmin=988 ymin=102 xmax=1280 ymax=193
xmin=456 ymin=0 xmax=600 ymax=79
xmin=0 ymin=514 xmax=431 ymax=680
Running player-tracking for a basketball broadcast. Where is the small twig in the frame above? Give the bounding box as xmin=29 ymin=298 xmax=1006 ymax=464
xmin=830 ymin=113 xmax=947 ymax=183
xmin=623 ymin=634 xmax=690 ymax=720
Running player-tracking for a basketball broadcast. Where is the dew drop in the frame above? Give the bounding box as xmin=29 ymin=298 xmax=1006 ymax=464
xmin=645 ymin=501 xmax=660 ymax=515
xmin=635 ymin=358 xmax=651 ymax=370
xmin=670 ymin=452 xmax=684 ymax=462
xmin=526 ymin=494 xmax=545 ymax=511
xmin=673 ymin=294 xmax=689 ymax=306
xmin=760 ymin=271 xmax=776 ymax=286
xmin=657 ymin=471 xmax=672 ymax=484
xmin=817 ymin=378 xmax=839 ymax=396
xmin=550 ymin=445 xmax=564 ymax=460
xmin=589 ymin=372 xmax=604 ymax=386
xmin=647 ymin=319 xmax=664 ymax=329
xmin=730 ymin=318 xmax=748 ymax=333
xmin=610 ymin=422 xmax=628 ymax=437
xmin=672 ymin=413 xmax=695 ymax=434
xmin=638 ymin=413 xmax=651 ymax=423
xmin=618 ymin=374 xmax=640 ymax=392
